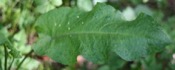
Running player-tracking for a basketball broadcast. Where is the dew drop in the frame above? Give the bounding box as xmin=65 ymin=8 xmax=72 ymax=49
xmin=54 ymin=23 xmax=57 ymax=26
xmin=77 ymin=16 xmax=79 ymax=18
xmin=58 ymin=24 xmax=61 ymax=27
xmin=68 ymin=21 xmax=70 ymax=25
xmin=68 ymin=27 xmax=71 ymax=30
xmin=81 ymin=22 xmax=84 ymax=24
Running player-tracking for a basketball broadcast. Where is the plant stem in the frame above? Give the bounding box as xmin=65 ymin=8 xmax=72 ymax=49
xmin=74 ymin=0 xmax=77 ymax=6
xmin=8 ymin=58 xmax=14 ymax=70
xmin=4 ymin=46 xmax=8 ymax=70
xmin=16 ymin=50 xmax=33 ymax=70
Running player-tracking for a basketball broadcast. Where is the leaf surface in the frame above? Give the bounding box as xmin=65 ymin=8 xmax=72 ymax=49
xmin=0 ymin=32 xmax=6 ymax=45
xmin=33 ymin=3 xmax=171 ymax=65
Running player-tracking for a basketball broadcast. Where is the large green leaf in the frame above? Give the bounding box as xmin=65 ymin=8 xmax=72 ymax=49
xmin=33 ymin=3 xmax=171 ymax=65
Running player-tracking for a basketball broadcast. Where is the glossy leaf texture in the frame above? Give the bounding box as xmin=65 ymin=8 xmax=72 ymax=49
xmin=33 ymin=3 xmax=171 ymax=65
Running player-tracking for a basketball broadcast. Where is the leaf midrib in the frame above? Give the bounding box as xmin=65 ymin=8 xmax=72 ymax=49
xmin=49 ymin=32 xmax=146 ymax=38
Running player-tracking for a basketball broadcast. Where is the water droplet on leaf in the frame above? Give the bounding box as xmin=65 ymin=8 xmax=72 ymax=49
xmin=59 ymin=24 xmax=61 ymax=27
xmin=77 ymin=16 xmax=79 ymax=18
xmin=68 ymin=21 xmax=70 ymax=25
xmin=68 ymin=27 xmax=71 ymax=30
xmin=54 ymin=23 xmax=57 ymax=26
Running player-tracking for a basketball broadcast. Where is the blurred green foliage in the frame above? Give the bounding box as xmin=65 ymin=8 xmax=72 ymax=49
xmin=0 ymin=0 xmax=175 ymax=70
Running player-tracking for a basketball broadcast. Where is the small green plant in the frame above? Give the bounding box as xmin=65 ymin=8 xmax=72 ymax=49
xmin=33 ymin=3 xmax=171 ymax=65
xmin=0 ymin=30 xmax=34 ymax=70
xmin=0 ymin=31 xmax=20 ymax=70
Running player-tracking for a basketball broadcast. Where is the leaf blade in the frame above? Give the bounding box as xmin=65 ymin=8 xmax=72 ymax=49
xmin=33 ymin=3 xmax=171 ymax=65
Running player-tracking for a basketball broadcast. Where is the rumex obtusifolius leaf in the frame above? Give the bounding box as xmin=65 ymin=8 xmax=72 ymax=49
xmin=33 ymin=3 xmax=171 ymax=65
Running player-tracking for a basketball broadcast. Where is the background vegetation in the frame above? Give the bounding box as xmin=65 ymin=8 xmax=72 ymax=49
xmin=0 ymin=0 xmax=175 ymax=70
